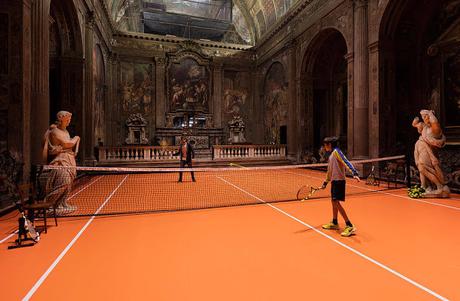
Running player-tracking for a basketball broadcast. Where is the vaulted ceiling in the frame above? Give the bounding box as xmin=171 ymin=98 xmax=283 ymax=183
xmin=104 ymin=0 xmax=300 ymax=45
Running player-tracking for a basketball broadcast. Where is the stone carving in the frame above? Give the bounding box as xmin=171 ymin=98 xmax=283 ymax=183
xmin=125 ymin=113 xmax=149 ymax=145
xmin=228 ymin=115 xmax=246 ymax=144
xmin=174 ymin=135 xmax=209 ymax=149
xmin=165 ymin=114 xmax=174 ymax=128
xmin=42 ymin=111 xmax=80 ymax=214
xmin=412 ymin=110 xmax=450 ymax=198
xmin=205 ymin=116 xmax=214 ymax=129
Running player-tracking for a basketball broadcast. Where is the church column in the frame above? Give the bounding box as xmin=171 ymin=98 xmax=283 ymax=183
xmin=30 ymin=0 xmax=51 ymax=164
xmin=352 ymin=0 xmax=369 ymax=158
xmin=302 ymin=74 xmax=314 ymax=155
xmin=83 ymin=12 xmax=95 ymax=164
xmin=213 ymin=63 xmax=223 ymax=128
xmin=345 ymin=52 xmax=355 ymax=157
xmin=155 ymin=56 xmax=166 ymax=128
xmin=106 ymin=53 xmax=116 ymax=146
xmin=287 ymin=40 xmax=298 ymax=160
xmin=368 ymin=41 xmax=380 ymax=158
xmin=295 ymin=75 xmax=305 ymax=162
xmin=252 ymin=69 xmax=264 ymax=144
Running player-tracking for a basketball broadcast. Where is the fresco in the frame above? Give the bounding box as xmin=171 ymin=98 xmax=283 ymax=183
xmin=264 ymin=62 xmax=288 ymax=144
xmin=169 ymin=58 xmax=209 ymax=112
xmin=120 ymin=62 xmax=154 ymax=115
xmin=223 ymin=71 xmax=250 ymax=120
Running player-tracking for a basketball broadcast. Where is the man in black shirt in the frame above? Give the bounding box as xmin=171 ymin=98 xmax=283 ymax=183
xmin=176 ymin=137 xmax=196 ymax=182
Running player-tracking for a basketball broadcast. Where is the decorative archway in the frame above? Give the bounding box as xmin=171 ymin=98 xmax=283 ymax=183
xmin=378 ymin=0 xmax=460 ymax=154
xmin=300 ymin=28 xmax=348 ymax=158
xmin=49 ymin=0 xmax=83 ymax=137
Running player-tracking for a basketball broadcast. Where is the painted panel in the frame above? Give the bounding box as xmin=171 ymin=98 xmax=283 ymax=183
xmin=264 ymin=62 xmax=288 ymax=144
xmin=168 ymin=58 xmax=209 ymax=112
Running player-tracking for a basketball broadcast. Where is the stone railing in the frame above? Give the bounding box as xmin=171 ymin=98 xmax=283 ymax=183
xmin=98 ymin=144 xmax=287 ymax=163
xmin=98 ymin=146 xmax=179 ymax=162
xmin=213 ymin=144 xmax=286 ymax=160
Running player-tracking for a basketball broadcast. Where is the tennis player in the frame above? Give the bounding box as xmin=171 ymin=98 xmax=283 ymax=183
xmin=175 ymin=137 xmax=196 ymax=183
xmin=321 ymin=137 xmax=360 ymax=237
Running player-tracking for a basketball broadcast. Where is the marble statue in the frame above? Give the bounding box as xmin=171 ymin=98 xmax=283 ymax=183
xmin=412 ymin=109 xmax=450 ymax=198
xmin=228 ymin=115 xmax=246 ymax=144
xmin=42 ymin=111 xmax=80 ymax=213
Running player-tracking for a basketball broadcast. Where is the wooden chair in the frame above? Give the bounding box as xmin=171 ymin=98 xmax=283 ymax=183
xmin=17 ymin=183 xmax=58 ymax=234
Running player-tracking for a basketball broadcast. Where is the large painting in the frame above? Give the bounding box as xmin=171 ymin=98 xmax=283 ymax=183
xmin=169 ymin=58 xmax=209 ymax=112
xmin=120 ymin=62 xmax=154 ymax=115
xmin=223 ymin=71 xmax=250 ymax=123
xmin=264 ymin=62 xmax=288 ymax=144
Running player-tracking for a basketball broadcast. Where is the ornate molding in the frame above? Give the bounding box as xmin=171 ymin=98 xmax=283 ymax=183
xmin=368 ymin=41 xmax=379 ymax=53
xmin=344 ymin=52 xmax=354 ymax=63
xmin=155 ymin=56 xmax=167 ymax=67
xmin=113 ymin=33 xmax=253 ymax=52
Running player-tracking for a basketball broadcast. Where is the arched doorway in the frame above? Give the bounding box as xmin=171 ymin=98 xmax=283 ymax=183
xmin=379 ymin=0 xmax=460 ymax=154
xmin=49 ymin=0 xmax=83 ymax=137
xmin=301 ymin=29 xmax=348 ymax=159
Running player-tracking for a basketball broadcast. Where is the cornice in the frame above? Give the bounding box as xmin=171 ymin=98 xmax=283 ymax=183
xmin=113 ymin=31 xmax=254 ymax=52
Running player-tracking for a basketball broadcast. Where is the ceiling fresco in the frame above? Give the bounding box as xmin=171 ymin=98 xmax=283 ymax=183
xmin=105 ymin=0 xmax=301 ymax=45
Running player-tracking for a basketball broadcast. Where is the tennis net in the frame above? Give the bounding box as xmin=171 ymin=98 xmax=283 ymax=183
xmin=33 ymin=155 xmax=408 ymax=217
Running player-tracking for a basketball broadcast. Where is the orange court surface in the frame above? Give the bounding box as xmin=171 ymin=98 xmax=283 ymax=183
xmin=1 ymin=167 xmax=460 ymax=301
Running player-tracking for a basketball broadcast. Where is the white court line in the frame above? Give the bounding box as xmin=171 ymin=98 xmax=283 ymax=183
xmin=0 ymin=176 xmax=103 ymax=245
xmin=0 ymin=230 xmax=18 ymax=244
xmin=288 ymin=170 xmax=460 ymax=212
xmin=217 ymin=176 xmax=449 ymax=301
xmin=22 ymin=175 xmax=129 ymax=301
xmin=66 ymin=176 xmax=103 ymax=201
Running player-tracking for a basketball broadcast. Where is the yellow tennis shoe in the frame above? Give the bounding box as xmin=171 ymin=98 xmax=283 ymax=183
xmin=322 ymin=222 xmax=339 ymax=230
xmin=341 ymin=226 xmax=356 ymax=237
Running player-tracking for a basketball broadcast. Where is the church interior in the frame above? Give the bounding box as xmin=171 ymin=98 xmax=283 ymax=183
xmin=1 ymin=0 xmax=460 ymax=187
xmin=1 ymin=1 xmax=460 ymax=300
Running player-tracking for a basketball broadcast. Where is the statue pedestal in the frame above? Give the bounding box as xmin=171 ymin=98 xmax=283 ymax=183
xmin=422 ymin=186 xmax=450 ymax=198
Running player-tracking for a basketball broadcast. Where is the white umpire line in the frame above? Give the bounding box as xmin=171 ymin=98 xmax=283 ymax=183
xmin=22 ymin=175 xmax=129 ymax=301
xmin=0 ymin=176 xmax=104 ymax=245
xmin=216 ymin=176 xmax=449 ymax=301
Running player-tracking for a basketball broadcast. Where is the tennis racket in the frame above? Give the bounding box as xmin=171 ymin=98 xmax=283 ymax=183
xmin=366 ymin=165 xmax=379 ymax=186
xmin=22 ymin=211 xmax=40 ymax=242
xmin=296 ymin=185 xmax=322 ymax=201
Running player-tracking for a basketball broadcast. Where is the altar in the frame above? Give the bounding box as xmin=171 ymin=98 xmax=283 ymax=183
xmin=156 ymin=112 xmax=224 ymax=158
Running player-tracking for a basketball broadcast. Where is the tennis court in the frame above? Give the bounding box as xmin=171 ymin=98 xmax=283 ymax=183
xmin=1 ymin=160 xmax=460 ymax=300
